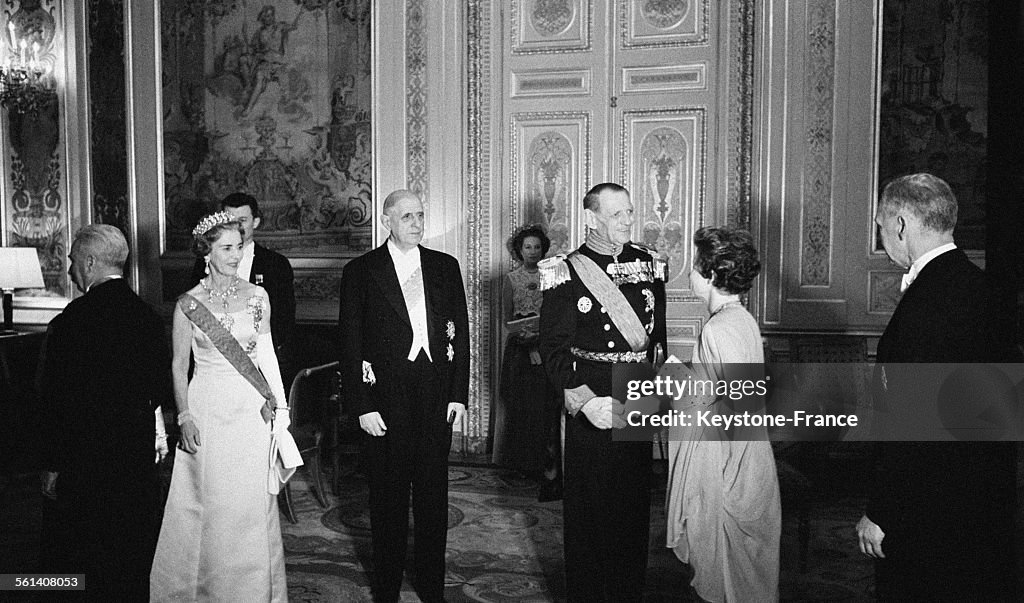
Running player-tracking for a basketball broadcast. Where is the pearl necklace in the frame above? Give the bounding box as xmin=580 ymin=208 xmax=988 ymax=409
xmin=201 ymin=276 xmax=240 ymax=330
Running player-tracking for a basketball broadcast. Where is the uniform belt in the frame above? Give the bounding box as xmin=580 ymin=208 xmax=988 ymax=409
xmin=570 ymin=347 xmax=647 ymax=363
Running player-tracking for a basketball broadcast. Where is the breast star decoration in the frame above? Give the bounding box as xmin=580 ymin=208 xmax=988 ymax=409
xmin=577 ymin=296 xmax=593 ymax=313
xmin=446 ymin=320 xmax=456 ymax=361
xmin=642 ymin=289 xmax=655 ymax=314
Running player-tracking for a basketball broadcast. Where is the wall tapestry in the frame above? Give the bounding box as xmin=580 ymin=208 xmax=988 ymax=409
xmin=878 ymin=0 xmax=986 ymax=249
xmin=161 ymin=0 xmax=372 ymax=256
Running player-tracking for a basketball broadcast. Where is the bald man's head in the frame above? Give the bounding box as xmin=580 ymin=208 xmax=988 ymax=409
xmin=381 ymin=189 xmax=425 ymax=251
xmin=382 ymin=189 xmax=420 ymax=214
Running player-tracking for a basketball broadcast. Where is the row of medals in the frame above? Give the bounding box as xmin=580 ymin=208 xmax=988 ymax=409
xmin=606 ymin=259 xmax=653 ymax=286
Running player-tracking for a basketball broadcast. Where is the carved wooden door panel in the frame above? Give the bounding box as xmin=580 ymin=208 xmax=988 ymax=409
xmin=502 ymin=0 xmax=607 ymax=260
xmin=754 ymin=1 xmax=886 ymax=332
xmin=610 ymin=1 xmax=718 ymax=359
xmin=501 ymin=0 xmax=740 ymax=358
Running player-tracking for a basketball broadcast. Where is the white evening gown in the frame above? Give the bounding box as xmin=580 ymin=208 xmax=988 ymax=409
xmin=151 ymin=296 xmax=288 ymax=602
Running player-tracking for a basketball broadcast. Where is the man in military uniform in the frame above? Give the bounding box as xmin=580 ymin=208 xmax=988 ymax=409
xmin=539 ymin=182 xmax=667 ymax=602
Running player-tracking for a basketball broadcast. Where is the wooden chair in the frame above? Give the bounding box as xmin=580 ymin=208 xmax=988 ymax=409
xmin=783 ymin=335 xmax=869 ymax=572
xmin=332 ymin=370 xmax=362 ymax=496
xmin=277 ymin=361 xmax=338 ymax=524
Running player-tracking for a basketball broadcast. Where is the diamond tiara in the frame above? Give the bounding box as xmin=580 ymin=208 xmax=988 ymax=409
xmin=192 ymin=211 xmax=237 ymax=238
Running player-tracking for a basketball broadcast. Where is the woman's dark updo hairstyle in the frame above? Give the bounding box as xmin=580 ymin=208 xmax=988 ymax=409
xmin=508 ymin=224 xmax=551 ymax=262
xmin=190 ymin=214 xmax=243 ymax=258
xmin=693 ymin=226 xmax=761 ymax=294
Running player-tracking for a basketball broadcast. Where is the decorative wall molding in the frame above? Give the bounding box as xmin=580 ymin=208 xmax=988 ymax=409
xmin=510 ymin=0 xmax=593 ymax=55
xmin=406 ymin=0 xmax=428 ymax=197
xmin=510 ymin=111 xmax=592 ymax=258
xmin=670 ymin=317 xmax=703 ymax=339
xmin=464 ymin=0 xmax=493 ymax=447
xmin=725 ymin=0 xmax=754 ymax=229
xmin=620 ymin=0 xmax=709 ymax=48
xmin=511 ymin=68 xmax=591 ymax=97
xmin=753 ymin=0 xmax=886 ymax=331
xmin=868 ymin=271 xmax=902 ymax=313
xmin=294 ymin=273 xmax=342 ymax=302
xmin=620 ymin=107 xmax=706 ymax=293
xmin=621 ymin=63 xmax=705 ymax=93
xmin=799 ymin=0 xmax=836 ymax=287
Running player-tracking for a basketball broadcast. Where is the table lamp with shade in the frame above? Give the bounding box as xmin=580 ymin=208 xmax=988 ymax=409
xmin=0 ymin=247 xmax=45 ymax=333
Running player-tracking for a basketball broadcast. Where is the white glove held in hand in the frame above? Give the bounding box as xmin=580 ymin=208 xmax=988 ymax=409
xmin=273 ymin=407 xmax=291 ymax=435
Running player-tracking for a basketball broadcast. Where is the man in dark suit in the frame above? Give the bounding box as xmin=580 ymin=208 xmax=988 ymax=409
xmin=190 ymin=192 xmax=296 ymax=382
xmin=40 ymin=225 xmax=170 ymax=601
xmin=539 ymin=183 xmax=667 ymax=602
xmin=338 ymin=189 xmax=469 ymax=603
xmin=857 ymin=173 xmax=1019 ymax=601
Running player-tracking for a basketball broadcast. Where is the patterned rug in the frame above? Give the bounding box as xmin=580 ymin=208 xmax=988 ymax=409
xmin=279 ymin=459 xmax=875 ymax=602
xmin=4 ymin=448 xmax=1021 ymax=601
xmin=0 ymin=458 xmax=877 ymax=602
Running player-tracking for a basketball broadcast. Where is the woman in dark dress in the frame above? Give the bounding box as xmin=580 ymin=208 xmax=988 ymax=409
xmin=492 ymin=225 xmax=562 ymax=500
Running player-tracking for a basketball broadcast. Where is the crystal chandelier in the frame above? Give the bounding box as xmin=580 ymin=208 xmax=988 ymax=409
xmin=0 ymin=21 xmax=54 ymax=114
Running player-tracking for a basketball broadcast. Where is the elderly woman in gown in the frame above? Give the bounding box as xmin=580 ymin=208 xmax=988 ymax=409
xmin=151 ymin=212 xmax=299 ymax=602
xmin=665 ymin=227 xmax=781 ymax=602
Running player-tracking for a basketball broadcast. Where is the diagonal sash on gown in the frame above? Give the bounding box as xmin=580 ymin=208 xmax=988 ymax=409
xmin=178 ymin=294 xmax=301 ymax=493
xmin=179 ymin=293 xmax=276 ymax=408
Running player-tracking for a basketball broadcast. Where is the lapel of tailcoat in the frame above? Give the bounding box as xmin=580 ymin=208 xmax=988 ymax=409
xmin=250 ymin=243 xmax=264 ymax=285
xmin=369 ymin=244 xmax=411 ymax=327
xmin=421 ymin=249 xmax=441 ymax=355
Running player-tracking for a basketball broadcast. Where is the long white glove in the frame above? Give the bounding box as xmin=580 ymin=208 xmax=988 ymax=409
xmin=154 ymin=405 xmax=169 ymax=463
xmin=256 ymin=332 xmax=290 ymax=435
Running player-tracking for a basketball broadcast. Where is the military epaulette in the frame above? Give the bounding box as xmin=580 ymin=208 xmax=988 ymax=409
xmin=629 ymin=242 xmax=669 ymax=281
xmin=538 ymin=253 xmax=571 ymax=290
xmin=629 ymin=241 xmax=657 ymax=256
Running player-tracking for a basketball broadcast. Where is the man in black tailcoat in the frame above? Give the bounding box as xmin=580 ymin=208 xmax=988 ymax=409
xmin=40 ymin=225 xmax=170 ymax=601
xmin=539 ymin=182 xmax=667 ymax=602
xmin=857 ymin=173 xmax=1020 ymax=601
xmin=191 ymin=192 xmax=296 ymax=383
xmin=338 ymin=189 xmax=469 ymax=603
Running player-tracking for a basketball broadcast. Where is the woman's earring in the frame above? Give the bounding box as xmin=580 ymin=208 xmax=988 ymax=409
xmin=204 ymin=256 xmax=211 ymax=276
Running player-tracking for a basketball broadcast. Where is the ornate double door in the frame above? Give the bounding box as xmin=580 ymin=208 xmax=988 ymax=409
xmin=499 ymin=0 xmax=753 ymax=358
